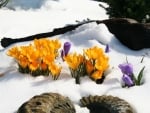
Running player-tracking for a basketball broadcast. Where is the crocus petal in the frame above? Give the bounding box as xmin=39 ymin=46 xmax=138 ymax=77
xmin=64 ymin=42 xmax=71 ymax=56
xmin=122 ymin=74 xmax=134 ymax=87
xmin=105 ymin=44 xmax=110 ymax=53
xmin=118 ymin=63 xmax=133 ymax=76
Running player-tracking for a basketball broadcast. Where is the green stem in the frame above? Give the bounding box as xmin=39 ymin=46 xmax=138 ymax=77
xmin=75 ymin=75 xmax=80 ymax=84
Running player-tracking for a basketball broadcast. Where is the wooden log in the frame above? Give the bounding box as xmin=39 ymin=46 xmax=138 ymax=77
xmin=1 ymin=18 xmax=150 ymax=50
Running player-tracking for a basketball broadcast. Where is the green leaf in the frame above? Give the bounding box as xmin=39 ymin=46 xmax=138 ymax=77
xmin=132 ymin=74 xmax=137 ymax=85
xmin=136 ymin=66 xmax=145 ymax=85
xmin=140 ymin=56 xmax=145 ymax=63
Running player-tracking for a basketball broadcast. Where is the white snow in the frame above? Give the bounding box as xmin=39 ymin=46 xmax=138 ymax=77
xmin=0 ymin=0 xmax=150 ymax=113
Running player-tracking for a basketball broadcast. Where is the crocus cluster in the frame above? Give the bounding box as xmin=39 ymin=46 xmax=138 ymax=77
xmin=7 ymin=38 xmax=62 ymax=79
xmin=7 ymin=39 xmax=109 ymax=84
xmin=119 ymin=63 xmax=145 ymax=87
xmin=64 ymin=53 xmax=85 ymax=84
xmin=62 ymin=42 xmax=85 ymax=84
xmin=64 ymin=46 xmax=109 ymax=84
xmin=84 ymin=46 xmax=109 ymax=83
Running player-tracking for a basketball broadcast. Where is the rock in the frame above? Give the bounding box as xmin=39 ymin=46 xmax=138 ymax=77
xmin=17 ymin=92 xmax=75 ymax=113
xmin=80 ymin=95 xmax=135 ymax=113
xmin=100 ymin=18 xmax=150 ymax=50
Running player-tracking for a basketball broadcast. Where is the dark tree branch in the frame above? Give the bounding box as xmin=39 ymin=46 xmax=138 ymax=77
xmin=1 ymin=20 xmax=99 ymax=48
xmin=1 ymin=18 xmax=150 ymax=50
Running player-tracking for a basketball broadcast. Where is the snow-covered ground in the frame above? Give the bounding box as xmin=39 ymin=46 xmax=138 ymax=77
xmin=0 ymin=0 xmax=150 ymax=113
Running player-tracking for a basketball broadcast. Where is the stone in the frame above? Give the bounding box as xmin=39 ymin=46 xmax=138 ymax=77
xmin=100 ymin=18 xmax=150 ymax=50
xmin=80 ymin=95 xmax=135 ymax=113
xmin=17 ymin=92 xmax=75 ymax=113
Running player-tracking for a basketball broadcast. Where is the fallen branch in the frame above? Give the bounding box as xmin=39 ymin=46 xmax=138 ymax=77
xmin=1 ymin=20 xmax=99 ymax=48
xmin=1 ymin=18 xmax=150 ymax=50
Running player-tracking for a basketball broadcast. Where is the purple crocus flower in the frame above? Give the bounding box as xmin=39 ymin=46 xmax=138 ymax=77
xmin=63 ymin=42 xmax=71 ymax=56
xmin=118 ymin=63 xmax=133 ymax=76
xmin=105 ymin=44 xmax=110 ymax=53
xmin=122 ymin=74 xmax=134 ymax=87
xmin=61 ymin=42 xmax=71 ymax=60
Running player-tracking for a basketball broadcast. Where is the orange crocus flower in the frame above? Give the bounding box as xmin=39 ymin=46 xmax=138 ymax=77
xmin=29 ymin=61 xmax=39 ymax=71
xmin=41 ymin=62 xmax=48 ymax=70
xmin=18 ymin=55 xmax=28 ymax=68
xmin=48 ymin=62 xmax=62 ymax=79
xmin=84 ymin=46 xmax=103 ymax=60
xmin=64 ymin=53 xmax=84 ymax=70
xmin=85 ymin=60 xmax=94 ymax=75
xmin=95 ymin=56 xmax=109 ymax=71
xmin=91 ymin=70 xmax=103 ymax=80
xmin=7 ymin=46 xmax=20 ymax=59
